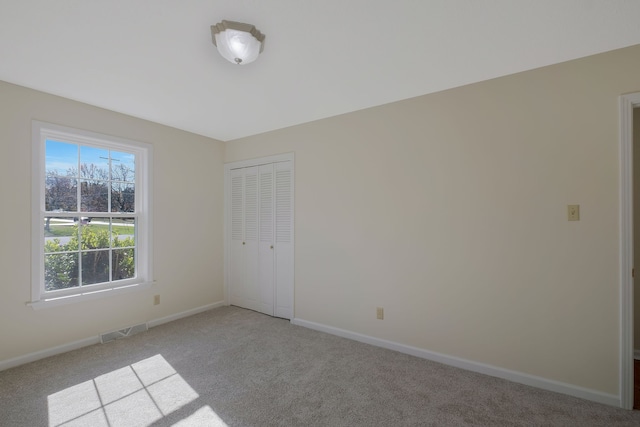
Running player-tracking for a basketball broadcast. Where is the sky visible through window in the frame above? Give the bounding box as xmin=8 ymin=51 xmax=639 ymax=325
xmin=45 ymin=139 xmax=135 ymax=178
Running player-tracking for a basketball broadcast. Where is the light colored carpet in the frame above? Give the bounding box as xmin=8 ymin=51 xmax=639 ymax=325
xmin=1 ymin=306 xmax=640 ymax=426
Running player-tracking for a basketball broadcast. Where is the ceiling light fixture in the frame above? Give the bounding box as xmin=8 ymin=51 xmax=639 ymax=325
xmin=211 ymin=20 xmax=265 ymax=65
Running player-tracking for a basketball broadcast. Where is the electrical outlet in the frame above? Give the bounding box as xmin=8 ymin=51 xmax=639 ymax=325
xmin=376 ymin=307 xmax=384 ymax=320
xmin=568 ymin=204 xmax=580 ymax=221
xmin=153 ymin=295 xmax=160 ymax=305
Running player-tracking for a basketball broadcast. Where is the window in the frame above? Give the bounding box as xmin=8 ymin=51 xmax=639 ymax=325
xmin=31 ymin=121 xmax=153 ymax=308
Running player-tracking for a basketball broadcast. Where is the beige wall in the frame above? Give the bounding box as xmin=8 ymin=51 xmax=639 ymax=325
xmin=0 ymin=81 xmax=225 ymax=362
xmin=3 ymin=44 xmax=640 ymax=396
xmin=226 ymin=44 xmax=640 ymax=395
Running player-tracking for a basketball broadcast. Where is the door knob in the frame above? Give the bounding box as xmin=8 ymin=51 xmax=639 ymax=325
xmin=242 ymin=242 xmax=245 ymax=245
xmin=270 ymin=245 xmax=274 ymax=249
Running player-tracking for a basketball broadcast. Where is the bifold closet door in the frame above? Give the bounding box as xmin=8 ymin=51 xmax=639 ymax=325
xmin=228 ymin=160 xmax=293 ymax=319
xmin=229 ymin=164 xmax=276 ymax=316
xmin=274 ymin=161 xmax=293 ymax=319
xmin=230 ymin=166 xmax=260 ymax=313
xmin=258 ymin=164 xmax=275 ymax=316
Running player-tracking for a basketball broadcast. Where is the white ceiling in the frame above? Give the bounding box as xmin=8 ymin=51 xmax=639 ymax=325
xmin=2 ymin=1 xmax=640 ymax=142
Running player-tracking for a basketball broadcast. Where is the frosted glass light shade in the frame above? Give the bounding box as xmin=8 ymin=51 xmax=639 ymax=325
xmin=211 ymin=20 xmax=265 ymax=65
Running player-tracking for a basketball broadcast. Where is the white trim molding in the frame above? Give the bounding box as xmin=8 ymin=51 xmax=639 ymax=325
xmin=224 ymin=152 xmax=294 ymax=170
xmin=147 ymin=301 xmax=224 ymax=328
xmin=28 ymin=281 xmax=154 ymax=310
xmin=0 ymin=302 xmax=223 ymax=372
xmin=0 ymin=336 xmax=101 ymax=372
xmin=619 ymin=92 xmax=640 ymax=409
xmin=292 ymin=317 xmax=620 ymax=407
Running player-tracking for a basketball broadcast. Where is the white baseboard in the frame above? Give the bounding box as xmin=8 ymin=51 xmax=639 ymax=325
xmin=147 ymin=301 xmax=224 ymax=328
xmin=0 ymin=336 xmax=101 ymax=372
xmin=0 ymin=301 xmax=224 ymax=372
xmin=291 ymin=318 xmax=620 ymax=408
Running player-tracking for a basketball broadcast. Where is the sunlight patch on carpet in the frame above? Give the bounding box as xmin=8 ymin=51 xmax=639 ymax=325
xmin=47 ymin=354 xmax=227 ymax=426
xmin=172 ymin=405 xmax=228 ymax=426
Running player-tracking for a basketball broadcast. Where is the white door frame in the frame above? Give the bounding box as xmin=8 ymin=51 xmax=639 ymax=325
xmin=619 ymin=93 xmax=640 ymax=409
xmin=224 ymin=152 xmax=295 ymax=316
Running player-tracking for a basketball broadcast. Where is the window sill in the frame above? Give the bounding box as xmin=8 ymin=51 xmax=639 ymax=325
xmin=27 ymin=281 xmax=154 ymax=310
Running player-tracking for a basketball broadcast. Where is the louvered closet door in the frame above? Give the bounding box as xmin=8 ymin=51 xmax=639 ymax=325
xmin=243 ymin=166 xmax=261 ymax=313
xmin=227 ymin=157 xmax=293 ymax=320
xmin=229 ymin=168 xmax=246 ymax=309
xmin=258 ymin=164 xmax=275 ymax=316
xmin=229 ymin=166 xmax=260 ymax=313
xmin=274 ymin=161 xmax=293 ymax=319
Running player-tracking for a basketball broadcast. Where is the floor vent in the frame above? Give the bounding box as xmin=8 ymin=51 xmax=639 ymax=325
xmin=100 ymin=323 xmax=148 ymax=344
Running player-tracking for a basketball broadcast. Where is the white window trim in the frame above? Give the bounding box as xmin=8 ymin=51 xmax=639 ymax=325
xmin=30 ymin=121 xmax=153 ymax=309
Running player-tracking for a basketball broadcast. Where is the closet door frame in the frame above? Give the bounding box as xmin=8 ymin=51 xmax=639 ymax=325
xmin=224 ymin=152 xmax=295 ymax=317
